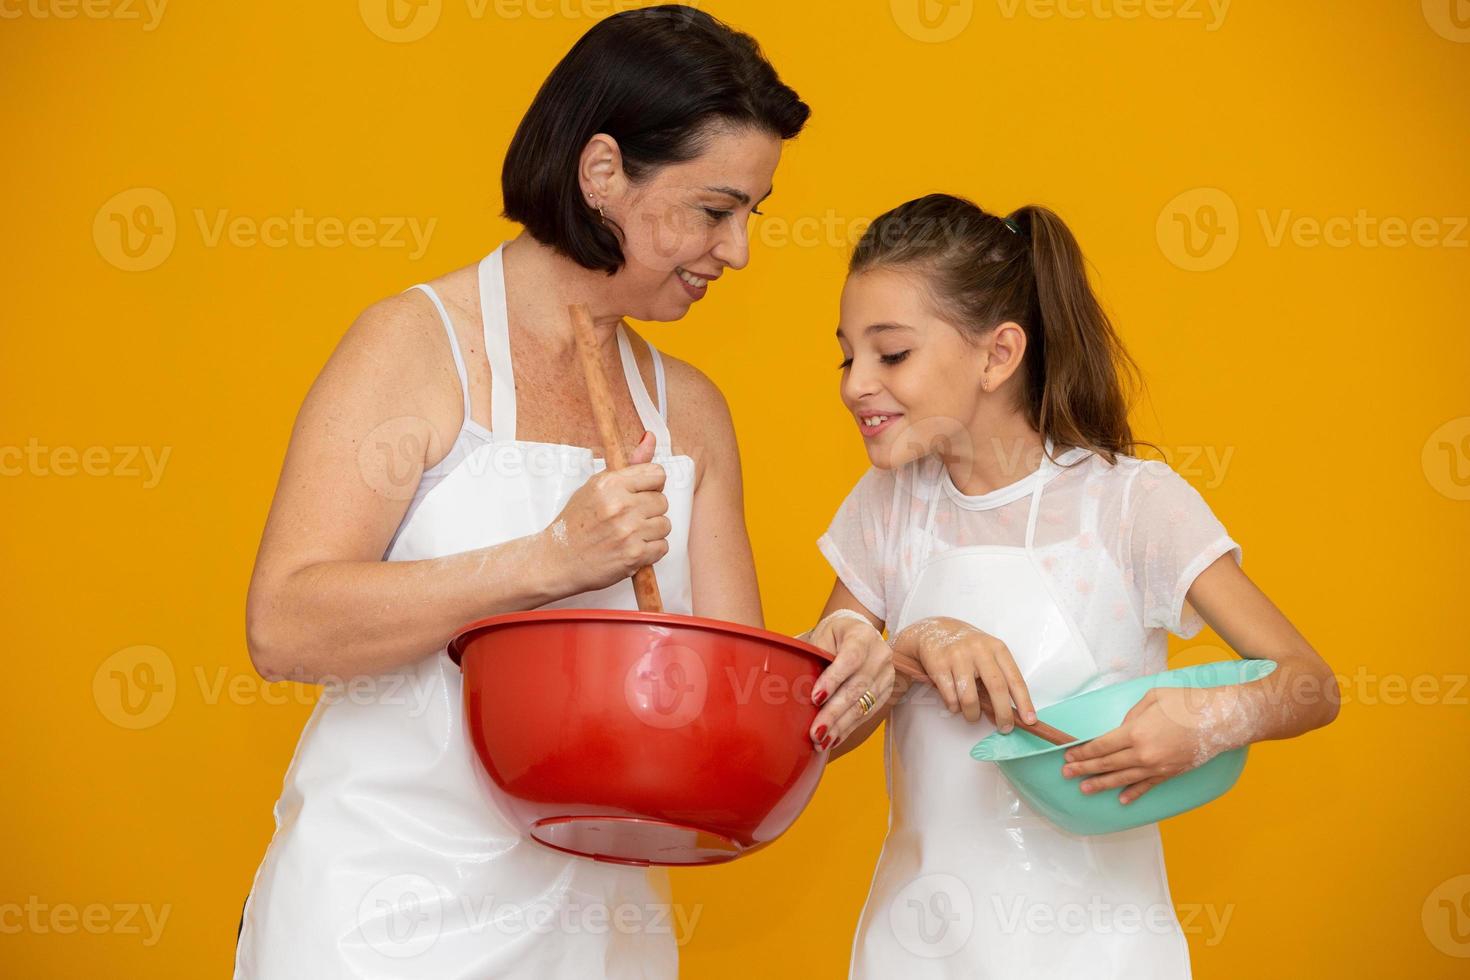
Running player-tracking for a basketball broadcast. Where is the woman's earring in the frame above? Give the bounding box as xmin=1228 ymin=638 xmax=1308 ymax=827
xmin=588 ymin=194 xmax=606 ymax=224
xmin=980 ymin=374 xmax=990 ymax=391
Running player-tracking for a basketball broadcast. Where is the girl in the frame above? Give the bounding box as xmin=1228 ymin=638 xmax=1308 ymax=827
xmin=807 ymin=194 xmax=1339 ymax=977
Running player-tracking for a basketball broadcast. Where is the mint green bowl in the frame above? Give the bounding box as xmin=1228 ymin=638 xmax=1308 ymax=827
xmin=970 ymin=659 xmax=1277 ymax=836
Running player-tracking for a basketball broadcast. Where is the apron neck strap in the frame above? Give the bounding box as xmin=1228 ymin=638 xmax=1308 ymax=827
xmin=478 ymin=244 xmax=517 ymax=444
xmin=1023 ymin=443 xmax=1055 ymax=551
xmin=615 ymin=322 xmax=672 ymax=458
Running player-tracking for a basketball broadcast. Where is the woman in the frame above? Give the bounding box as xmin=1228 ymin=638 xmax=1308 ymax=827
xmin=234 ymin=7 xmax=888 ymax=977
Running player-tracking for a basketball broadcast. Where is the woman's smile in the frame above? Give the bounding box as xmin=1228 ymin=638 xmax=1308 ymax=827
xmin=676 ymin=265 xmax=717 ymax=299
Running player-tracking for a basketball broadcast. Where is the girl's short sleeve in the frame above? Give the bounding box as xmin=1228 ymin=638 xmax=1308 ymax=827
xmin=816 ymin=467 xmax=894 ymax=622
xmin=1124 ymin=460 xmax=1242 ymax=638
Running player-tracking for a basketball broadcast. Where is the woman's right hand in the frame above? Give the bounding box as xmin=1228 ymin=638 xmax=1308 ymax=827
xmin=901 ymin=616 xmax=1038 ymax=732
xmin=545 ymin=431 xmax=672 ymax=593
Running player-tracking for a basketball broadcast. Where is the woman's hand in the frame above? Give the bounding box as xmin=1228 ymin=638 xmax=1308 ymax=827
xmin=1060 ymin=685 xmax=1263 ymax=805
xmin=896 ymin=617 xmax=1037 ymax=733
xmin=544 ymin=432 xmax=672 ymax=594
xmin=806 ymin=609 xmax=897 ymax=750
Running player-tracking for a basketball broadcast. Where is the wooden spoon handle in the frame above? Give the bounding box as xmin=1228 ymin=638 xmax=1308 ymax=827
xmin=892 ymin=650 xmax=1077 ymax=747
xmin=568 ymin=303 xmax=663 ymax=614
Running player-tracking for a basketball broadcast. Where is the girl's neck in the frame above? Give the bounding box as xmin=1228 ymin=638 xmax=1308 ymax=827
xmin=941 ymin=409 xmax=1046 ymax=496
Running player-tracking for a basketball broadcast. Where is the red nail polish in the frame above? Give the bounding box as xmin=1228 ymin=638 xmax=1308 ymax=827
xmin=821 ymin=735 xmax=833 ymax=749
xmin=814 ymin=725 xmax=828 ymax=742
xmin=814 ymin=690 xmax=829 ymax=707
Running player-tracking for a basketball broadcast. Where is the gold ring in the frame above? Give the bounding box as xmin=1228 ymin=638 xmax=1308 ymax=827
xmin=858 ymin=690 xmax=876 ymax=715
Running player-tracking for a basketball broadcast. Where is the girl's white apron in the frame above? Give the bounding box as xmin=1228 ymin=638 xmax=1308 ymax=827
xmin=850 ymin=448 xmax=1191 ymax=978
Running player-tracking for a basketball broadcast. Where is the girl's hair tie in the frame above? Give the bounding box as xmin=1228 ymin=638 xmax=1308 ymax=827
xmin=1002 ymin=216 xmax=1023 ymax=236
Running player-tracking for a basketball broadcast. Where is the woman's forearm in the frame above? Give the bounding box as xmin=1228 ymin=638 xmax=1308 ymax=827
xmin=246 ymin=530 xmax=566 ymax=683
xmin=827 ymin=693 xmax=904 ymax=760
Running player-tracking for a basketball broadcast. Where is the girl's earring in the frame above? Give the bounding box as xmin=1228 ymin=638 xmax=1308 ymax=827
xmin=980 ymin=374 xmax=990 ymax=391
xmin=588 ymin=194 xmax=606 ymax=224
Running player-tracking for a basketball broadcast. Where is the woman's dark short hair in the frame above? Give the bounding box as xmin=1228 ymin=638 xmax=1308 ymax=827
xmin=501 ymin=4 xmax=810 ymax=275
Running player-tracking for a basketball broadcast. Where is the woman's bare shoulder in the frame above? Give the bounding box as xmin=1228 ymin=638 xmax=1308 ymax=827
xmin=300 ymin=285 xmax=467 ymax=457
xmin=618 ymin=333 xmax=737 ymax=483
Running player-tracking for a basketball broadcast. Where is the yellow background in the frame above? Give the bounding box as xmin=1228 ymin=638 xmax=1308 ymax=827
xmin=3 ymin=1 xmax=1468 ymax=976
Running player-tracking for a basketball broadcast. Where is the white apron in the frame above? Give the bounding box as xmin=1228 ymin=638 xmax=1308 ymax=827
xmin=235 ymin=242 xmax=695 ymax=979
xmin=850 ymin=449 xmax=1192 ymax=978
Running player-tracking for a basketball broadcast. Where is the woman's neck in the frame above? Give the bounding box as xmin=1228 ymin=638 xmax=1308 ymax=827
xmin=942 ymin=408 xmax=1045 ymax=496
xmin=501 ymin=233 xmax=627 ymax=353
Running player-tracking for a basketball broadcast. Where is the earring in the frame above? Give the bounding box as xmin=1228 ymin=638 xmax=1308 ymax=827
xmin=588 ymin=194 xmax=606 ymax=224
xmin=980 ymin=374 xmax=990 ymax=391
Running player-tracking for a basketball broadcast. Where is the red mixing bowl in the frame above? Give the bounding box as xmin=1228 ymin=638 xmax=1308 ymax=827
xmin=448 ymin=609 xmax=838 ymax=867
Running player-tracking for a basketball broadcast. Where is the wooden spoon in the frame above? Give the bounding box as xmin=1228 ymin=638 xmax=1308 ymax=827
xmin=569 ymin=303 xmax=663 ymax=613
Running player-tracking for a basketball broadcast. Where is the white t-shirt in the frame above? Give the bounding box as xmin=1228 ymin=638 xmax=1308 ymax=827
xmin=817 ymin=448 xmax=1242 ymax=682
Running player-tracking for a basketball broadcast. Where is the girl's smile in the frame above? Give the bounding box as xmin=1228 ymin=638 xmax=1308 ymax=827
xmin=856 ymin=411 xmax=904 ymax=438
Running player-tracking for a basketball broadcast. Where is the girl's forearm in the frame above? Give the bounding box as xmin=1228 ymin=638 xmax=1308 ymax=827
xmin=1213 ymin=654 xmax=1341 ymax=751
xmin=246 ymin=531 xmax=565 ymax=683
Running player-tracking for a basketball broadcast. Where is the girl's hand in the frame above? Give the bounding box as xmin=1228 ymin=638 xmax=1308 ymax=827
xmin=806 ymin=610 xmax=896 ymax=750
xmin=902 ymin=617 xmax=1037 ymax=733
xmin=1060 ymin=686 xmax=1261 ymax=804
